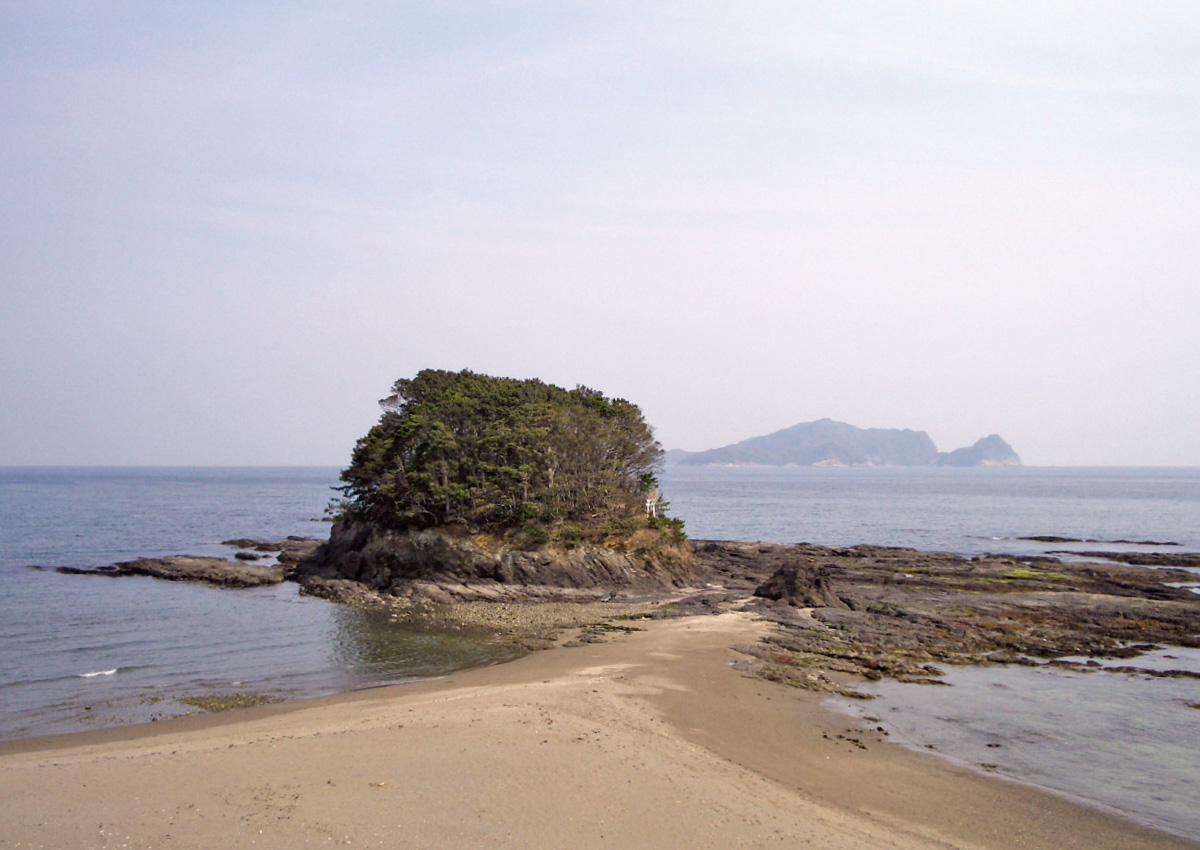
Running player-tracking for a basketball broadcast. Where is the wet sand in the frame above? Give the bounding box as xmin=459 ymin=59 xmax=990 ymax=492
xmin=1 ymin=612 xmax=1194 ymax=849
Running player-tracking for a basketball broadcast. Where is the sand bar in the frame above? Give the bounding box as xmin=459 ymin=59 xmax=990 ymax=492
xmin=1 ymin=612 xmax=1195 ymax=849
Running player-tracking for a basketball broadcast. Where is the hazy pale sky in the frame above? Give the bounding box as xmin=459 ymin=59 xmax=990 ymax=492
xmin=2 ymin=2 xmax=1197 ymax=466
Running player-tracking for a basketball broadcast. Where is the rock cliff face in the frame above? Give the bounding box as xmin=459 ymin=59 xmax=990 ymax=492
xmin=290 ymin=522 xmax=696 ymax=603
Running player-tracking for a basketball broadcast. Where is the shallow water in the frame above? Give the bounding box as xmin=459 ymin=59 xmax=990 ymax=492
xmin=834 ymin=647 xmax=1200 ymax=840
xmin=0 ymin=572 xmax=524 ymax=739
xmin=0 ymin=467 xmax=521 ymax=740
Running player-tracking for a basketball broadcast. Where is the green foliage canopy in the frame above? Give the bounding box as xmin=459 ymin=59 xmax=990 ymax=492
xmin=336 ymin=369 xmax=668 ymax=536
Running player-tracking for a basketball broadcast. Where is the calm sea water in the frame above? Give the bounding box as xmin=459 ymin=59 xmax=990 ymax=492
xmin=839 ymin=648 xmax=1200 ymax=840
xmin=660 ymin=465 xmax=1200 ymax=559
xmin=3 ymin=465 xmax=1199 ymax=838
xmin=0 ymin=467 xmax=522 ymax=740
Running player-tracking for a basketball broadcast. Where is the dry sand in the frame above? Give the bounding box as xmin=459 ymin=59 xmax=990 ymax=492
xmin=1 ymin=612 xmax=1194 ymax=849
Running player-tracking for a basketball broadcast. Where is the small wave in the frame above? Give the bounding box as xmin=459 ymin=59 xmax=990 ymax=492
xmin=79 ymin=668 xmax=118 ymax=678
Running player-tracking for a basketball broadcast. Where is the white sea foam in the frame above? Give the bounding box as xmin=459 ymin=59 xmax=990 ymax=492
xmin=80 ymin=668 xmax=117 ymax=678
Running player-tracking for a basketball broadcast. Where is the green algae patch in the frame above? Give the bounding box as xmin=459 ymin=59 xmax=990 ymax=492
xmin=178 ymin=693 xmax=283 ymax=713
xmin=1002 ymin=567 xmax=1067 ymax=580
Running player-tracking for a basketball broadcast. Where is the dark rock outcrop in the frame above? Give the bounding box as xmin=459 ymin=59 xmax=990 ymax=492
xmin=289 ymin=522 xmax=696 ymax=603
xmin=753 ymin=560 xmax=846 ymax=609
xmin=52 ymin=538 xmax=324 ymax=589
xmin=57 ymin=556 xmax=285 ymax=588
xmin=223 ymin=537 xmax=322 ymax=565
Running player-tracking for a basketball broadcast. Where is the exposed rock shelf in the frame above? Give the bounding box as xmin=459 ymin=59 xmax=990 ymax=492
xmin=681 ymin=540 xmax=1200 ymax=695
xmin=56 ymin=556 xmax=286 ymax=588
xmin=50 ymin=537 xmax=322 ymax=588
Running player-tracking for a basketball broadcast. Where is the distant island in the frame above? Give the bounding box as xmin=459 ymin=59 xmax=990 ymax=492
xmin=668 ymin=419 xmax=1021 ymax=468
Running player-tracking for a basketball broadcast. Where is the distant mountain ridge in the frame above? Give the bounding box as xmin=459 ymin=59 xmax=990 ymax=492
xmin=670 ymin=419 xmax=1021 ymax=468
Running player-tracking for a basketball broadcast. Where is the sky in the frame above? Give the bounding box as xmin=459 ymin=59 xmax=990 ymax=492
xmin=2 ymin=2 xmax=1198 ymax=467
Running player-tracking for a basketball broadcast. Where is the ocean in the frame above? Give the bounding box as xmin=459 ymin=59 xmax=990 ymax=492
xmin=660 ymin=464 xmax=1200 ymax=558
xmin=0 ymin=467 xmax=521 ymax=741
xmin=2 ymin=465 xmax=1198 ymax=839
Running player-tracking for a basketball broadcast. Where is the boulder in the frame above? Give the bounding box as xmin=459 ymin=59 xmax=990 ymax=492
xmin=753 ymin=559 xmax=847 ymax=608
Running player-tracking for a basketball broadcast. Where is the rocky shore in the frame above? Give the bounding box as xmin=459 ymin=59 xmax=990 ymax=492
xmin=287 ymin=533 xmax=1200 ymax=696
xmin=682 ymin=540 xmax=1200 ymax=696
xmin=51 ymin=529 xmax=1200 ymax=696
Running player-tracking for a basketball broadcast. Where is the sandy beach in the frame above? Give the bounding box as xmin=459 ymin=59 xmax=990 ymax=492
xmin=1 ymin=612 xmax=1195 ymax=850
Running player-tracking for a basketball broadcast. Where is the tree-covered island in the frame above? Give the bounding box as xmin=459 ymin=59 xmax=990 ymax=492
xmin=336 ymin=368 xmax=683 ymax=543
xmin=298 ymin=370 xmax=693 ymax=602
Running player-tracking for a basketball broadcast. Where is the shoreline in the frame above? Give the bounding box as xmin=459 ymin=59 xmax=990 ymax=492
xmin=2 ymin=612 xmax=1195 ymax=849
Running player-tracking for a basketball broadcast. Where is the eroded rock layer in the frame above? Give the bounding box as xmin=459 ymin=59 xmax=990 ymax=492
xmin=290 ymin=521 xmax=696 ymax=604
